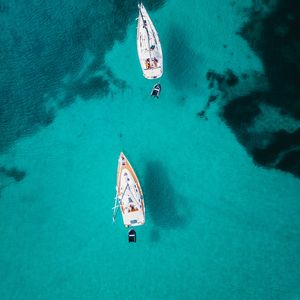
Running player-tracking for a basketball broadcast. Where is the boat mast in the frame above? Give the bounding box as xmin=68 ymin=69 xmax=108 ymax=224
xmin=112 ymin=197 xmax=119 ymax=222
xmin=112 ymin=183 xmax=130 ymax=222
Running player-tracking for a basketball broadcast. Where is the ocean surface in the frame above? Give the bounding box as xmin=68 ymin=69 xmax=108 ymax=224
xmin=1 ymin=0 xmax=300 ymax=299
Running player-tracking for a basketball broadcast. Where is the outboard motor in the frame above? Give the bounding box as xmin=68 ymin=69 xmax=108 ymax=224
xmin=128 ymin=229 xmax=136 ymax=243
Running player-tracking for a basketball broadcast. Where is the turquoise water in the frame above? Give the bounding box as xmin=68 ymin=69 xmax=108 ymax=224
xmin=1 ymin=0 xmax=300 ymax=299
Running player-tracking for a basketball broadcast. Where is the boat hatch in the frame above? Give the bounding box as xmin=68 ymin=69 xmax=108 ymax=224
xmin=130 ymin=219 xmax=138 ymax=224
xmin=128 ymin=229 xmax=136 ymax=243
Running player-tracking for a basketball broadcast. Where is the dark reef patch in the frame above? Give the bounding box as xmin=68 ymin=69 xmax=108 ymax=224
xmin=237 ymin=0 xmax=300 ymax=119
xmin=222 ymin=92 xmax=262 ymax=130
xmin=0 ymin=166 xmax=26 ymax=198
xmin=144 ymin=161 xmax=187 ymax=229
xmin=252 ymin=129 xmax=300 ymax=177
xmin=276 ymin=150 xmax=300 ymax=177
xmin=198 ymin=69 xmax=239 ymax=120
xmin=0 ymin=166 xmax=26 ymax=182
xmin=225 ymin=69 xmax=239 ymax=87
xmin=0 ymin=0 xmax=165 ymax=152
xmin=206 ymin=69 xmax=239 ymax=91
xmin=208 ymin=0 xmax=300 ymax=179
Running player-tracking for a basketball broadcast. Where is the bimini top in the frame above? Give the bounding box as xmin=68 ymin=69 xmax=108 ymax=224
xmin=115 ymin=152 xmax=145 ymax=227
xmin=137 ymin=3 xmax=163 ymax=79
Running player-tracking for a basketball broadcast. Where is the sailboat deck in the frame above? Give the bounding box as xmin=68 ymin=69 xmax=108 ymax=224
xmin=116 ymin=153 xmax=145 ymax=227
xmin=137 ymin=4 xmax=163 ymax=79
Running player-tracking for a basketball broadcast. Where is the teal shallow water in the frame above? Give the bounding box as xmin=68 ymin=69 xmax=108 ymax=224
xmin=0 ymin=1 xmax=300 ymax=299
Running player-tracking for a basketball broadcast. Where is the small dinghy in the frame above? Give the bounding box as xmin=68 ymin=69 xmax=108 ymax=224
xmin=151 ymin=83 xmax=161 ymax=98
xmin=128 ymin=229 xmax=136 ymax=243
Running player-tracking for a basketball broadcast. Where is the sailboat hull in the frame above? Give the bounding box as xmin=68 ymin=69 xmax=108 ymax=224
xmin=137 ymin=3 xmax=163 ymax=79
xmin=116 ymin=152 xmax=145 ymax=227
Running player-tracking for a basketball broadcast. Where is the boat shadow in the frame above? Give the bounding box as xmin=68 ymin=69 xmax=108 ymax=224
xmin=165 ymin=24 xmax=204 ymax=94
xmin=143 ymin=160 xmax=187 ymax=233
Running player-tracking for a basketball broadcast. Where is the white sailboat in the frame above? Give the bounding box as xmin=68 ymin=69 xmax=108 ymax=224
xmin=113 ymin=152 xmax=145 ymax=228
xmin=137 ymin=3 xmax=163 ymax=79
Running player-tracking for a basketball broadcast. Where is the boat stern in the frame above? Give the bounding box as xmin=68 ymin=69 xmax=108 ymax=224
xmin=122 ymin=210 xmax=145 ymax=227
